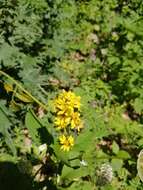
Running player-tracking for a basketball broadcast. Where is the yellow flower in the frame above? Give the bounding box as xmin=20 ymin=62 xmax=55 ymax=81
xmin=57 ymin=105 xmax=73 ymax=116
xmin=76 ymin=121 xmax=84 ymax=132
xmin=54 ymin=116 xmax=71 ymax=129
xmin=54 ymin=90 xmax=81 ymax=114
xmin=59 ymin=135 xmax=74 ymax=151
xmin=54 ymin=97 xmax=73 ymax=116
xmin=70 ymin=112 xmax=81 ymax=129
xmin=63 ymin=91 xmax=81 ymax=109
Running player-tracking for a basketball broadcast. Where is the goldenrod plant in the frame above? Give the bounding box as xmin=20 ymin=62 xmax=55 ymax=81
xmin=0 ymin=0 xmax=143 ymax=189
xmin=53 ymin=90 xmax=83 ymax=151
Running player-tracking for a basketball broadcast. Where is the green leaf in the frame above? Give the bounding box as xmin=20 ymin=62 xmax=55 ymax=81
xmin=59 ymin=181 xmax=94 ymax=190
xmin=111 ymin=158 xmax=123 ymax=171
xmin=112 ymin=141 xmax=119 ymax=155
xmin=0 ymin=154 xmax=17 ymax=163
xmin=117 ymin=150 xmax=131 ymax=159
xmin=133 ymin=98 xmax=143 ymax=114
xmin=25 ymin=109 xmax=42 ymax=144
xmin=0 ymin=43 xmax=20 ymax=67
xmin=61 ymin=165 xmax=89 ymax=180
xmin=73 ymin=128 xmax=95 ymax=152
xmin=72 ymin=182 xmax=93 ymax=190
xmin=0 ymin=105 xmax=17 ymax=156
xmin=52 ymin=142 xmax=70 ymax=166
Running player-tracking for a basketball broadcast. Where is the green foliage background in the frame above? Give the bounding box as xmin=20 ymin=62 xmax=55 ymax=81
xmin=0 ymin=0 xmax=143 ymax=189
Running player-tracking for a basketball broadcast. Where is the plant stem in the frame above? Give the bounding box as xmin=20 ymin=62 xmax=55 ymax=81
xmin=0 ymin=70 xmax=48 ymax=111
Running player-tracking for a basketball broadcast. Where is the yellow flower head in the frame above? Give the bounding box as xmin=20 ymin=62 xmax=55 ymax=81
xmin=70 ymin=112 xmax=81 ymax=129
xmin=54 ymin=98 xmax=73 ymax=118
xmin=59 ymin=135 xmax=74 ymax=151
xmin=61 ymin=90 xmax=81 ymax=109
xmin=75 ymin=121 xmax=84 ymax=132
xmin=54 ymin=116 xmax=71 ymax=129
xmin=54 ymin=90 xmax=81 ymax=114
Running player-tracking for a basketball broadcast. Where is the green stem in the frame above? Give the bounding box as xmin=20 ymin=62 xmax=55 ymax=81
xmin=0 ymin=70 xmax=48 ymax=111
xmin=11 ymin=85 xmax=18 ymax=102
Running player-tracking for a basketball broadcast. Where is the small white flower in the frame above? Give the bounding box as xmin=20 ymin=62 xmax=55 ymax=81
xmin=80 ymin=160 xmax=88 ymax=166
xmin=38 ymin=143 xmax=47 ymax=153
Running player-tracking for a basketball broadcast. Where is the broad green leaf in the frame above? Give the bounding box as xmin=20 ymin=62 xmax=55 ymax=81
xmin=25 ymin=109 xmax=42 ymax=144
xmin=61 ymin=165 xmax=89 ymax=180
xmin=73 ymin=128 xmax=95 ymax=152
xmin=111 ymin=158 xmax=123 ymax=171
xmin=52 ymin=142 xmax=70 ymax=166
xmin=117 ymin=150 xmax=131 ymax=159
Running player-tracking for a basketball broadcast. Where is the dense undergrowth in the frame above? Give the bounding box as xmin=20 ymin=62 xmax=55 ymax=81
xmin=0 ymin=0 xmax=143 ymax=189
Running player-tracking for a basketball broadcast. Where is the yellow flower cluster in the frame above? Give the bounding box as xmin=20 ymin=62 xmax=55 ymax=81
xmin=54 ymin=90 xmax=83 ymax=151
xmin=59 ymin=135 xmax=74 ymax=152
